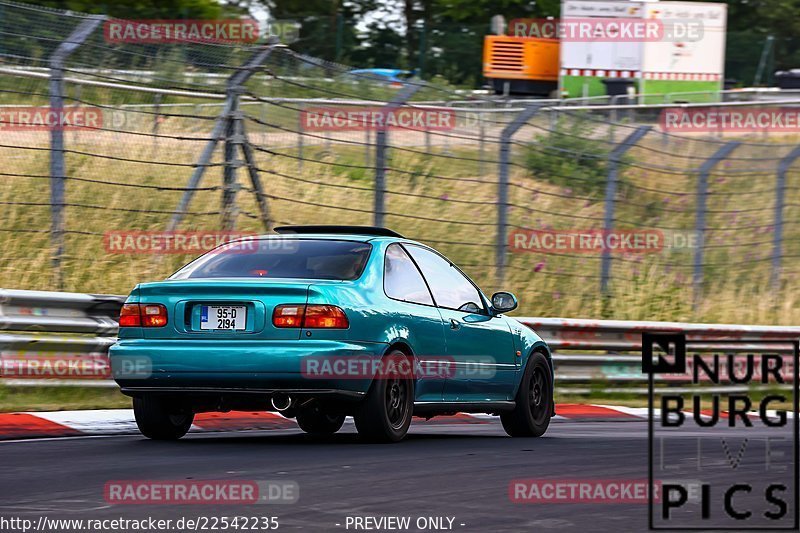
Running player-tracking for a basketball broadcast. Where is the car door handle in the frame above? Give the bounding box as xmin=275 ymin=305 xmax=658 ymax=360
xmin=449 ymin=318 xmax=461 ymax=330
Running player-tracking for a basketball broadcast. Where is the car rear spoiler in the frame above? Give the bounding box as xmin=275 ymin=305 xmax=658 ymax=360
xmin=273 ymin=225 xmax=404 ymax=238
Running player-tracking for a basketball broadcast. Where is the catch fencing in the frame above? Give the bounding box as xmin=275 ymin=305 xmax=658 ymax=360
xmin=3 ymin=1 xmax=800 ymax=323
xmin=1 ymin=288 xmax=798 ymax=392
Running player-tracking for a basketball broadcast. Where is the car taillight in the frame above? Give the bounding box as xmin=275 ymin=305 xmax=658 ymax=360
xmin=141 ymin=304 xmax=168 ymax=327
xmin=273 ymin=304 xmax=304 ymax=328
xmin=119 ymin=304 xmax=141 ymax=327
xmin=304 ymin=305 xmax=349 ymax=328
xmin=272 ymin=304 xmax=349 ymax=329
xmin=119 ymin=303 xmax=168 ymax=328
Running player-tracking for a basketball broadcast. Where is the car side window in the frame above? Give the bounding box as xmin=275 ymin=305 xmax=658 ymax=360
xmin=405 ymin=245 xmax=484 ymax=313
xmin=384 ymin=244 xmax=434 ymax=306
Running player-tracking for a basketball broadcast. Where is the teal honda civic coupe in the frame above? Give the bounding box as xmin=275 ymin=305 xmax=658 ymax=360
xmin=109 ymin=226 xmax=554 ymax=442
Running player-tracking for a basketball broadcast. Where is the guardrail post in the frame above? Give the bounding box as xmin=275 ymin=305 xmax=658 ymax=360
xmin=374 ymin=84 xmax=421 ymax=227
xmin=693 ymin=141 xmax=740 ymax=309
xmin=48 ymin=15 xmax=104 ymax=290
xmin=167 ymin=44 xmax=278 ymax=232
xmin=772 ymin=147 xmax=800 ymax=289
xmin=497 ymin=103 xmax=544 ymax=285
xmin=600 ymin=126 xmax=651 ymax=295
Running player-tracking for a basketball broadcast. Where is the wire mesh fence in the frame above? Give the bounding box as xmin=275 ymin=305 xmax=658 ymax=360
xmin=2 ymin=0 xmax=800 ymax=323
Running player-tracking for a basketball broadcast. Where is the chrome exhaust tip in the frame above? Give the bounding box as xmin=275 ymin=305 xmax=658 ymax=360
xmin=271 ymin=393 xmax=293 ymax=411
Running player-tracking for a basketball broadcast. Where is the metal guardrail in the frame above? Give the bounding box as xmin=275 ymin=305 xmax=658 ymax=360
xmin=0 ymin=289 xmax=124 ymax=334
xmin=1 ymin=289 xmax=798 ymax=388
xmin=520 ymin=318 xmax=800 ymax=386
xmin=0 ymin=289 xmax=123 ymax=386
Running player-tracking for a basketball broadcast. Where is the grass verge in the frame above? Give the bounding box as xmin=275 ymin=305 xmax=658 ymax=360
xmin=0 ymin=385 xmax=131 ymax=413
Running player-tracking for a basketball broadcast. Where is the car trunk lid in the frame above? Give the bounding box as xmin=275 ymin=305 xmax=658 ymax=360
xmin=135 ymin=278 xmax=315 ymax=340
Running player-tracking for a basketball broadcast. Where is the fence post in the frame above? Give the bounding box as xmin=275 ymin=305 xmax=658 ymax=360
xmin=167 ymin=44 xmax=278 ymax=232
xmin=600 ymin=126 xmax=651 ymax=294
xmin=297 ymin=103 xmax=304 ymax=174
xmin=221 ymin=89 xmax=242 ymax=230
xmin=478 ymin=101 xmax=487 ymax=176
xmin=425 ymin=123 xmax=431 ymax=154
xmin=441 ymin=102 xmax=452 ymax=155
xmin=152 ymin=92 xmax=162 ymax=153
xmin=167 ymin=115 xmax=227 ymax=232
xmin=693 ymin=141 xmax=740 ymax=309
xmin=71 ymin=83 xmax=82 ymax=145
xmin=608 ymin=98 xmax=618 ymax=144
xmin=496 ymin=102 xmax=544 ymax=285
xmin=374 ymin=84 xmax=421 ymax=227
xmin=365 ymin=128 xmax=371 ymax=167
xmin=48 ymin=15 xmax=104 ymax=290
xmin=772 ymin=147 xmax=800 ymax=289
xmin=239 ymin=118 xmax=272 ymax=231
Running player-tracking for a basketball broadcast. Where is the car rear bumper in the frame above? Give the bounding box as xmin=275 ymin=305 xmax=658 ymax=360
xmin=109 ymin=338 xmax=387 ymax=394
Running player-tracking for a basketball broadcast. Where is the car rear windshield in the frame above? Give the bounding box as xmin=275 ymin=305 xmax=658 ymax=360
xmin=169 ymin=239 xmax=372 ymax=281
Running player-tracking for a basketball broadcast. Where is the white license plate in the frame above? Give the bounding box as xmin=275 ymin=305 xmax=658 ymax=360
xmin=200 ymin=305 xmax=246 ymax=330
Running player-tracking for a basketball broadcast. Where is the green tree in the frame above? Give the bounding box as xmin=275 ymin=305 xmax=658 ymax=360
xmin=717 ymin=0 xmax=800 ymax=83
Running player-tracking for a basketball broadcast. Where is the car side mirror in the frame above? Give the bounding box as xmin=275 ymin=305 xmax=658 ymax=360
xmin=491 ymin=291 xmax=518 ymax=313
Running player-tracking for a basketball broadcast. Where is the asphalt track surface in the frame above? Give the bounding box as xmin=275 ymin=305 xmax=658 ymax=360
xmin=0 ymin=419 xmax=796 ymax=533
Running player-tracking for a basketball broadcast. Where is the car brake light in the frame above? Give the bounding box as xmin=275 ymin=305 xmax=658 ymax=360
xmin=119 ymin=303 xmax=168 ymax=328
xmin=119 ymin=303 xmax=141 ymax=327
xmin=272 ymin=304 xmax=349 ymax=329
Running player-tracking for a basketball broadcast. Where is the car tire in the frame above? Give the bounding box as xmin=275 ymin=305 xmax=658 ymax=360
xmin=296 ymin=406 xmax=346 ymax=435
xmin=133 ymin=396 xmax=194 ymax=440
xmin=353 ymin=350 xmax=414 ymax=443
xmin=501 ymin=350 xmax=552 ymax=438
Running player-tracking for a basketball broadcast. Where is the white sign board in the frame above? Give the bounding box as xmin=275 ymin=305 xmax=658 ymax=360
xmin=560 ymin=0 xmax=644 ymax=72
xmin=640 ymin=2 xmax=726 ymax=76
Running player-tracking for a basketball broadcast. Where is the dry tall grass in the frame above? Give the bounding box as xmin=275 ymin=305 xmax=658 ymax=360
xmin=1 ymin=113 xmax=798 ymax=325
